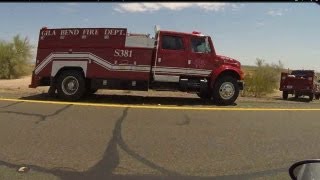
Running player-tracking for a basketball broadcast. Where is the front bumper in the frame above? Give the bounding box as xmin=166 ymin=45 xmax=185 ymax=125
xmin=280 ymin=89 xmax=314 ymax=94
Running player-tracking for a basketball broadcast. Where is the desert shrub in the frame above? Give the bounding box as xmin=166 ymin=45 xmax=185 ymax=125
xmin=0 ymin=35 xmax=33 ymax=79
xmin=242 ymin=58 xmax=284 ymax=97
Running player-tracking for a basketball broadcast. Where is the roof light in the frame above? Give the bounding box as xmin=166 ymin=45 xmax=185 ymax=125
xmin=41 ymin=26 xmax=48 ymax=30
xmin=192 ymin=31 xmax=201 ymax=34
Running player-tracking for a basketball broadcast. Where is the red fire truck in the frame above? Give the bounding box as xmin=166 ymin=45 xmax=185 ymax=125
xmin=30 ymin=26 xmax=244 ymax=105
xmin=280 ymin=70 xmax=320 ymax=101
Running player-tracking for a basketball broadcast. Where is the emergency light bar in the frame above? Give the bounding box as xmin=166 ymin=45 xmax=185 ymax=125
xmin=192 ymin=31 xmax=205 ymax=36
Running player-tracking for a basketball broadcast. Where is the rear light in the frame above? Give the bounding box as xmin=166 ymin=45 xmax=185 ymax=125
xmin=308 ymin=77 xmax=313 ymax=81
xmin=282 ymin=76 xmax=286 ymax=80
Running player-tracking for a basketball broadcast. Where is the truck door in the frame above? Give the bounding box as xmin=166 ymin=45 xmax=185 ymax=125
xmin=187 ymin=36 xmax=214 ymax=76
xmin=153 ymin=33 xmax=187 ymax=83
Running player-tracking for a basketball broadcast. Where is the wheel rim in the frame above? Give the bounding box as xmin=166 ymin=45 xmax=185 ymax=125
xmin=219 ymin=82 xmax=235 ymax=100
xmin=61 ymin=76 xmax=79 ymax=96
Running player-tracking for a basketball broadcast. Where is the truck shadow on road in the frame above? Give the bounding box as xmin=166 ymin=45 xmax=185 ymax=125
xmin=0 ymin=107 xmax=286 ymax=180
xmin=19 ymin=93 xmax=237 ymax=106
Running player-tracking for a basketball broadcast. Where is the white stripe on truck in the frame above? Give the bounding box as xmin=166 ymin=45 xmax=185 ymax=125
xmin=35 ymin=52 xmax=150 ymax=75
xmin=152 ymin=67 xmax=211 ymax=76
xmin=35 ymin=52 xmax=212 ymax=76
xmin=51 ymin=61 xmax=88 ymax=77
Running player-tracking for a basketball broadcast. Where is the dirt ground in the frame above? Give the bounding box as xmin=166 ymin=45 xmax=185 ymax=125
xmin=0 ymin=75 xmax=283 ymax=102
xmin=0 ymin=76 xmax=36 ymax=89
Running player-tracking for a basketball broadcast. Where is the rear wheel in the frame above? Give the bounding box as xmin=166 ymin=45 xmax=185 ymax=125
xmin=48 ymin=85 xmax=57 ymax=98
xmin=283 ymin=91 xmax=288 ymax=100
xmin=57 ymin=70 xmax=86 ymax=101
xmin=212 ymin=76 xmax=239 ymax=106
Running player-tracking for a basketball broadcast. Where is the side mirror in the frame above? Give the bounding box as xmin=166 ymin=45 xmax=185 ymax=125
xmin=289 ymin=159 xmax=320 ymax=180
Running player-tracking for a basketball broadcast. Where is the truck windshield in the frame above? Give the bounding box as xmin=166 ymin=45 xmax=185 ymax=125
xmin=291 ymin=70 xmax=314 ymax=77
xmin=191 ymin=36 xmax=211 ymax=53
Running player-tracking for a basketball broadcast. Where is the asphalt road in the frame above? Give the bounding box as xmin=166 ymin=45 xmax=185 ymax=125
xmin=1 ymin=96 xmax=320 ymax=180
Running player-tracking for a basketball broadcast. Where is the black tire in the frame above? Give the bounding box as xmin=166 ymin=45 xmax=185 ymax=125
xmin=315 ymin=94 xmax=320 ymax=100
xmin=294 ymin=93 xmax=299 ymax=99
xmin=212 ymin=76 xmax=239 ymax=106
xmin=56 ymin=70 xmax=86 ymax=101
xmin=283 ymin=91 xmax=288 ymax=100
xmin=48 ymin=85 xmax=57 ymax=98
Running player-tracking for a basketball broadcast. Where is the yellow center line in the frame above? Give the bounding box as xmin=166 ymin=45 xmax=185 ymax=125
xmin=0 ymin=98 xmax=320 ymax=111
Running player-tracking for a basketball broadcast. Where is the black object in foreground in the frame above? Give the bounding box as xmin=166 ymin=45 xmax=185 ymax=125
xmin=289 ymin=159 xmax=320 ymax=180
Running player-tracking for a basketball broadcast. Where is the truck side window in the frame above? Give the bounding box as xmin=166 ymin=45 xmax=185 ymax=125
xmin=191 ymin=37 xmax=211 ymax=53
xmin=161 ymin=35 xmax=184 ymax=50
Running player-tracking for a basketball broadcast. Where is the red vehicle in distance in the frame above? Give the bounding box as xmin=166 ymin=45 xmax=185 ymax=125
xmin=30 ymin=26 xmax=244 ymax=105
xmin=280 ymin=70 xmax=320 ymax=101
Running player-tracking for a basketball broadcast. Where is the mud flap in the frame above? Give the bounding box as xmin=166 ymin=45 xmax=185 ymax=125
xmin=29 ymin=71 xmax=38 ymax=88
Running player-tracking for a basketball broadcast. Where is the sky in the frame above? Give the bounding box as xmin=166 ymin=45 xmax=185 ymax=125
xmin=0 ymin=2 xmax=319 ymax=70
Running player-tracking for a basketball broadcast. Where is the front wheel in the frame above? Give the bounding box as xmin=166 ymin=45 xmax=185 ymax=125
xmin=212 ymin=76 xmax=239 ymax=106
xmin=56 ymin=70 xmax=86 ymax=101
xmin=315 ymin=94 xmax=320 ymax=100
